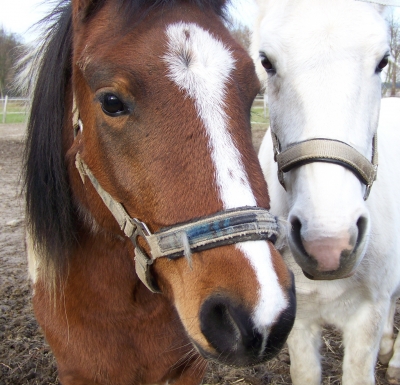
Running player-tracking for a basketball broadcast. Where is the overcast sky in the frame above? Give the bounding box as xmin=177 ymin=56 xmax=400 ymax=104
xmin=0 ymin=0 xmax=50 ymax=42
xmin=1 ymin=0 xmax=399 ymax=44
xmin=0 ymin=0 xmax=257 ymax=43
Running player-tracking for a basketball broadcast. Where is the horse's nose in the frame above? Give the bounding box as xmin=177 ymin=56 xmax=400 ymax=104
xmin=199 ymin=279 xmax=296 ymax=367
xmin=288 ymin=215 xmax=369 ymax=279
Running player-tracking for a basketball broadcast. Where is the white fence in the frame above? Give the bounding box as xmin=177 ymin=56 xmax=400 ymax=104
xmin=0 ymin=96 xmax=269 ymax=125
xmin=252 ymin=94 xmax=269 ymax=121
xmin=0 ymin=97 xmax=30 ymax=124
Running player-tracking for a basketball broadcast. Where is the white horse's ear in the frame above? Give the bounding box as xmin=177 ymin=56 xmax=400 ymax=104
xmin=356 ymin=0 xmax=400 ymax=6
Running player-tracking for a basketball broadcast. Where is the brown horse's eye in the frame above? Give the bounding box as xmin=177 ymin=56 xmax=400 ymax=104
xmin=101 ymin=93 xmax=126 ymax=116
xmin=260 ymin=55 xmax=276 ymax=74
xmin=376 ymin=56 xmax=389 ymax=73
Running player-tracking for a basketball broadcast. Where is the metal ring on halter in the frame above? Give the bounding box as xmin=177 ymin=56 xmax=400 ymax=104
xmin=73 ymin=118 xmax=83 ymax=138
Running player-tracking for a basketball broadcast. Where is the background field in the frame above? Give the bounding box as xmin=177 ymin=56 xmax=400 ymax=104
xmin=0 ymin=99 xmax=29 ymax=125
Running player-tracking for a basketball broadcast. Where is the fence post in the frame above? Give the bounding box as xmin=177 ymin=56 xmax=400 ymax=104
xmin=2 ymin=95 xmax=8 ymax=124
xmin=263 ymin=93 xmax=268 ymax=118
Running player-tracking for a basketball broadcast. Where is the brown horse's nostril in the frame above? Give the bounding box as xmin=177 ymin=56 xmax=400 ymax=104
xmin=199 ymin=284 xmax=296 ymax=367
xmin=200 ymin=296 xmax=264 ymax=362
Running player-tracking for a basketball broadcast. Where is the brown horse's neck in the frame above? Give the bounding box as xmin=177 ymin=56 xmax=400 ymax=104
xmin=33 ymin=229 xmax=205 ymax=384
xmin=69 ymin=227 xmax=142 ymax=300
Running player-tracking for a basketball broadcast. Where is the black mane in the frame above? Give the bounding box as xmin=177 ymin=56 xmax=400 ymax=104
xmin=24 ymin=0 xmax=228 ymax=276
xmin=24 ymin=0 xmax=74 ymax=276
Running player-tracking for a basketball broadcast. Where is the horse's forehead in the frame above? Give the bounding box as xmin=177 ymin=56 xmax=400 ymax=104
xmin=78 ymin=4 xmax=231 ymax=58
xmin=259 ymin=0 xmax=388 ymax=57
xmin=78 ymin=16 xmax=256 ymax=100
xmin=79 ymin=15 xmax=236 ymax=77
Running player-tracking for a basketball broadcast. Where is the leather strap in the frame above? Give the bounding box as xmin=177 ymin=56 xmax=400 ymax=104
xmin=271 ymin=131 xmax=378 ymax=200
xmin=76 ymin=154 xmax=137 ymax=237
xmin=75 ymin=153 xmax=279 ymax=292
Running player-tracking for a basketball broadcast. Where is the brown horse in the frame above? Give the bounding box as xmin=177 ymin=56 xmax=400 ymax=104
xmin=23 ymin=0 xmax=296 ymax=384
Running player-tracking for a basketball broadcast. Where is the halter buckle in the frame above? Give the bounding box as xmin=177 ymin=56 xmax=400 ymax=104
xmin=130 ymin=218 xmax=161 ymax=293
xmin=73 ymin=118 xmax=83 ymax=138
xmin=270 ymin=130 xmax=281 ymax=162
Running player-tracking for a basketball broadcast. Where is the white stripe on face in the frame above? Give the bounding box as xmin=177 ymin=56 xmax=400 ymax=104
xmin=163 ymin=22 xmax=255 ymax=208
xmin=163 ymin=22 xmax=287 ymax=328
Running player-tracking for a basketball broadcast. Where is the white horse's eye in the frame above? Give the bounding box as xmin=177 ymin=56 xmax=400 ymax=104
xmin=260 ymin=54 xmax=276 ymax=74
xmin=376 ymin=55 xmax=389 ymax=73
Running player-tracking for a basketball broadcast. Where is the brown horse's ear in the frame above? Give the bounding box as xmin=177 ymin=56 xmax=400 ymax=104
xmin=72 ymin=0 xmax=101 ymax=22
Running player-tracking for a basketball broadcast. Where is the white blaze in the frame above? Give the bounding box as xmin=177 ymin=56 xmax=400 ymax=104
xmin=163 ymin=23 xmax=287 ymax=327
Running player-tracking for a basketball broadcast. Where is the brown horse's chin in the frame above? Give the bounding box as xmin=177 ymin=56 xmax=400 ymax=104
xmin=192 ymin=341 xmax=269 ymax=367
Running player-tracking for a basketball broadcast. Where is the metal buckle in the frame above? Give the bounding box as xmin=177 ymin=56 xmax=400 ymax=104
xmin=270 ymin=131 xmax=286 ymax=189
xmin=364 ymin=184 xmax=372 ymax=200
xmin=271 ymin=131 xmax=281 ymax=162
xmin=131 ymin=218 xmax=152 ymax=239
xmin=130 ymin=218 xmax=161 ymax=293
xmin=73 ymin=118 xmax=83 ymax=138
xmin=277 ymin=169 xmax=286 ymax=190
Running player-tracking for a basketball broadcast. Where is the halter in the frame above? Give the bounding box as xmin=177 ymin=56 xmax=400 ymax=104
xmin=267 ymin=0 xmax=400 ymax=199
xmin=270 ymin=131 xmax=378 ymax=200
xmin=72 ymin=106 xmax=279 ymax=293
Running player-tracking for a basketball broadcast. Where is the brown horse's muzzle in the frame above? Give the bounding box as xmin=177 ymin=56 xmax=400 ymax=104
xmin=196 ymin=271 xmax=296 ymax=367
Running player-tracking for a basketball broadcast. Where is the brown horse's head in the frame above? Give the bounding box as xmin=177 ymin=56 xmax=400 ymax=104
xmin=27 ymin=0 xmax=295 ymax=368
xmin=68 ymin=0 xmax=295 ymax=366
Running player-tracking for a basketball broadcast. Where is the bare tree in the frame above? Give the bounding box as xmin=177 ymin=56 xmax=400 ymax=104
xmin=0 ymin=27 xmax=22 ymax=97
xmin=229 ymin=24 xmax=252 ymax=53
xmin=384 ymin=12 xmax=400 ymax=96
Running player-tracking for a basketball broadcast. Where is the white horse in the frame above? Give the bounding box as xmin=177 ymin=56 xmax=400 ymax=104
xmin=253 ymin=0 xmax=400 ymax=384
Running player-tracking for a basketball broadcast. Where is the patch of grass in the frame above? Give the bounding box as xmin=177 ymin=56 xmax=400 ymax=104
xmin=0 ymin=114 xmax=28 ymax=124
xmin=251 ymin=106 xmax=269 ymax=126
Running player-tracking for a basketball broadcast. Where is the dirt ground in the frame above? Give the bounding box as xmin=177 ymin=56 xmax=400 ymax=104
xmin=0 ymin=123 xmax=398 ymax=385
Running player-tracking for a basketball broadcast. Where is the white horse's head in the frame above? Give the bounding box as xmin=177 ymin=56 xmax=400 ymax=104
xmin=253 ymin=0 xmax=391 ymax=279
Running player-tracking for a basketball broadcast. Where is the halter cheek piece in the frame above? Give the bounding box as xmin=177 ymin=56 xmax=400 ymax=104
xmin=72 ymin=110 xmax=279 ymax=293
xmin=270 ymin=131 xmax=378 ymax=200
